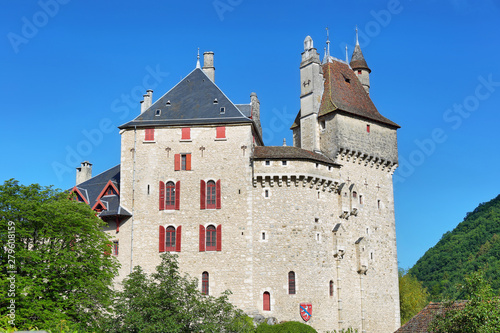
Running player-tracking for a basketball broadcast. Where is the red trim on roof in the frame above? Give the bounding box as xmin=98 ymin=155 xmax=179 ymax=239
xmin=69 ymin=186 xmax=89 ymax=204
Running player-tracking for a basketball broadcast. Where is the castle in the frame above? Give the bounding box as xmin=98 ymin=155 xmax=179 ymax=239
xmin=71 ymin=34 xmax=401 ymax=332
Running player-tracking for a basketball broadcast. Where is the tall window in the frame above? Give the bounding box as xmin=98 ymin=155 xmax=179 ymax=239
xmin=202 ymin=271 xmax=209 ymax=295
xmin=165 ymin=226 xmax=176 ymax=251
xmin=181 ymin=127 xmax=190 ymax=140
xmin=288 ymin=271 xmax=296 ymax=295
xmin=330 ymin=280 xmax=334 ymax=297
xmin=263 ymin=292 xmax=271 ymax=311
xmin=165 ymin=182 xmax=175 ymax=209
xmin=159 ymin=181 xmax=180 ymax=210
xmin=113 ymin=240 xmax=119 ymax=256
xmin=206 ymin=225 xmax=216 ymax=251
xmin=174 ymin=153 xmax=191 ymax=171
xmin=207 ymin=180 xmax=216 ymax=209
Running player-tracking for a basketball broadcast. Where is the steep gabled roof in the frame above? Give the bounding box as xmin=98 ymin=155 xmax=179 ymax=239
xmin=119 ymin=68 xmax=253 ymax=128
xmin=70 ymin=164 xmax=131 ymax=218
xmin=253 ymin=146 xmax=340 ymax=166
xmin=350 ymin=44 xmax=371 ymax=72
xmin=319 ymin=60 xmax=400 ymax=128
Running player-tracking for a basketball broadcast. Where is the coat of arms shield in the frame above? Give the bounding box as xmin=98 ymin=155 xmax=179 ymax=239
xmin=299 ymin=303 xmax=312 ymax=322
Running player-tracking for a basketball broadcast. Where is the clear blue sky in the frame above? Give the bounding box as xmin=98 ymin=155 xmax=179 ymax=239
xmin=2 ymin=0 xmax=499 ymax=269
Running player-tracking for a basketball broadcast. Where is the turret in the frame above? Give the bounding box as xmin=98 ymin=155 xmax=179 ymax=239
xmin=299 ymin=36 xmax=324 ymax=152
xmin=350 ymin=28 xmax=371 ymax=95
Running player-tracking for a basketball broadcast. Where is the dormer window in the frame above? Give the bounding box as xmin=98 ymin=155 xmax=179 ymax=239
xmin=213 ymin=98 xmax=218 ymax=104
xmin=220 ymin=107 xmax=225 ymax=114
xmin=166 ymin=100 xmax=171 ymax=106
xmin=155 ymin=109 xmax=161 ymax=116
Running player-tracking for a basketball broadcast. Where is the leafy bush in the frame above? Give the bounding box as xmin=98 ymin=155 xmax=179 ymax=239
xmin=256 ymin=321 xmax=317 ymax=332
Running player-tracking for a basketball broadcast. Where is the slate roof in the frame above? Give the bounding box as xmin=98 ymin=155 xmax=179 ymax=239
xmin=395 ymin=301 xmax=467 ymax=333
xmin=253 ymin=146 xmax=340 ymax=166
xmin=291 ymin=59 xmax=399 ymax=129
xmin=70 ymin=164 xmax=131 ymax=219
xmin=119 ymin=68 xmax=254 ymax=128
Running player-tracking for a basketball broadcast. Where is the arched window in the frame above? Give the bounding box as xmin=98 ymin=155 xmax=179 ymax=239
xmin=207 ymin=180 xmax=216 ymax=209
xmin=330 ymin=280 xmax=334 ymax=297
xmin=165 ymin=181 xmax=175 ymax=209
xmin=288 ymin=271 xmax=296 ymax=295
xmin=202 ymin=271 xmax=209 ymax=295
xmin=206 ymin=225 xmax=216 ymax=251
xmin=263 ymin=292 xmax=271 ymax=311
xmin=165 ymin=226 xmax=176 ymax=251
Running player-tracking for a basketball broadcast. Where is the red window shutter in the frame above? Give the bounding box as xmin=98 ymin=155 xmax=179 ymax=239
xmin=263 ymin=292 xmax=270 ymax=311
xmin=186 ymin=154 xmax=192 ymax=171
xmin=145 ymin=128 xmax=154 ymax=141
xmin=175 ymin=181 xmax=180 ymax=210
xmin=159 ymin=181 xmax=165 ymax=211
xmin=159 ymin=225 xmax=165 ymax=253
xmin=199 ymin=225 xmax=206 ymax=252
xmin=216 ymin=224 xmax=222 ymax=251
xmin=174 ymin=154 xmax=181 ymax=171
xmin=216 ymin=126 xmax=225 ymax=138
xmin=200 ymin=180 xmax=206 ymax=209
xmin=367 ymin=124 xmax=370 ymax=133
xmin=176 ymin=226 xmax=182 ymax=252
xmin=216 ymin=180 xmax=221 ymax=209
xmin=182 ymin=127 xmax=190 ymax=140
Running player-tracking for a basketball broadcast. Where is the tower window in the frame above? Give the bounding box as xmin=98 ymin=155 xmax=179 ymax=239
xmin=330 ymin=280 xmax=334 ymax=296
xmin=263 ymin=292 xmax=271 ymax=311
xmin=288 ymin=271 xmax=296 ymax=295
xmin=262 ymin=232 xmax=266 ymax=240
xmin=165 ymin=226 xmax=176 ymax=251
xmin=265 ymin=160 xmax=270 ymax=166
xmin=358 ymin=70 xmax=362 ymax=75
xmin=206 ymin=225 xmax=217 ymax=251
xmin=113 ymin=240 xmax=119 ymax=256
xmin=367 ymin=125 xmax=370 ymax=133
xmin=282 ymin=160 xmax=287 ymax=166
xmin=352 ymin=191 xmax=357 ymax=199
xmin=202 ymin=272 xmax=209 ymax=295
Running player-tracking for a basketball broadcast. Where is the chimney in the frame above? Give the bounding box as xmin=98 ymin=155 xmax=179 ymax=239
xmin=250 ymin=92 xmax=263 ymax=142
xmin=202 ymin=51 xmax=215 ymax=81
xmin=141 ymin=89 xmax=153 ymax=113
xmin=76 ymin=161 xmax=92 ymax=185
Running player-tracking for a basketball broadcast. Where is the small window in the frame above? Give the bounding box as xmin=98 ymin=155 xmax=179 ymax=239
xmin=213 ymin=98 xmax=218 ymax=104
xmin=371 ymin=252 xmax=374 ymax=260
xmin=105 ymin=187 xmax=115 ymax=196
xmin=216 ymin=126 xmax=226 ymax=138
xmin=265 ymin=160 xmax=270 ymax=166
xmin=165 ymin=226 xmax=176 ymax=251
xmin=315 ymin=218 xmax=319 ymax=223
xmin=145 ymin=128 xmax=154 ymax=141
xmin=202 ymin=272 xmax=209 ymax=295
xmin=155 ymin=109 xmax=161 ymax=116
xmin=166 ymin=100 xmax=171 ymax=106
xmin=262 ymin=232 xmax=266 ymax=240
xmin=358 ymin=70 xmax=362 ymax=75
xmin=288 ymin=271 xmax=296 ymax=295
xmin=316 ymin=163 xmax=319 ymax=168
xmin=377 ymin=199 xmax=381 ymax=209
xmin=264 ymin=189 xmax=269 ymax=198
xmin=282 ymin=160 xmax=287 ymax=166
xmin=352 ymin=191 xmax=357 ymax=198
xmin=367 ymin=125 xmax=370 ymax=133
xmin=113 ymin=240 xmax=119 ymax=256
xmin=220 ymin=107 xmax=225 ymax=114
xmin=263 ymin=292 xmax=271 ymax=311
xmin=320 ymin=120 xmax=326 ymax=130
xmin=359 ymin=195 xmax=363 ymax=204
xmin=345 ymin=77 xmax=351 ymax=83
xmin=329 ymin=280 xmax=334 ymax=296
xmin=181 ymin=128 xmax=190 ymax=140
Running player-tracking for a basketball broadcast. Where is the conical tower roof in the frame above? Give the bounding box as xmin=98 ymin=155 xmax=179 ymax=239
xmin=350 ymin=44 xmax=371 ymax=73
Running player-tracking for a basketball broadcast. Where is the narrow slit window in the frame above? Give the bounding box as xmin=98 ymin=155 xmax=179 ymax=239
xmin=367 ymin=124 xmax=370 ymax=133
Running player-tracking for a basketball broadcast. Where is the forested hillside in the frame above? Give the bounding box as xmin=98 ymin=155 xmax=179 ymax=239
xmin=409 ymin=194 xmax=500 ymax=300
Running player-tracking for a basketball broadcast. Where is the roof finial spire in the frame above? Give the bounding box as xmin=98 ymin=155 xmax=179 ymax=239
xmin=355 ymin=25 xmax=359 ymax=46
xmin=345 ymin=45 xmax=348 ymax=63
xmin=196 ymin=47 xmax=201 ymax=69
xmin=326 ymin=26 xmax=331 ymax=58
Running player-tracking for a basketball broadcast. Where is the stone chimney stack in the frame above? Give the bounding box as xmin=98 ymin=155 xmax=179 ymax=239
xmin=250 ymin=92 xmax=263 ymax=141
xmin=141 ymin=89 xmax=153 ymax=113
xmin=76 ymin=161 xmax=92 ymax=185
xmin=203 ymin=51 xmax=215 ymax=81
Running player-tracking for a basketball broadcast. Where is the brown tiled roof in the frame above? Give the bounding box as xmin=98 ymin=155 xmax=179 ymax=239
xmin=319 ymin=60 xmax=400 ymax=128
xmin=395 ymin=301 xmax=467 ymax=333
xmin=253 ymin=146 xmax=339 ymax=166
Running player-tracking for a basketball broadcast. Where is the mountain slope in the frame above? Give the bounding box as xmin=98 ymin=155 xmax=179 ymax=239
xmin=409 ymin=194 xmax=500 ymax=300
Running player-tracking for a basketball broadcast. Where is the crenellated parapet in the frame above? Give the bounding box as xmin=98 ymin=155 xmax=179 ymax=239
xmin=253 ymin=173 xmax=340 ymax=192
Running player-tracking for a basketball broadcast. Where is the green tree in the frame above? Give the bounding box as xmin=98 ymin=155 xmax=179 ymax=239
xmin=399 ymin=268 xmax=429 ymax=324
xmin=0 ymin=179 xmax=119 ymax=331
xmin=429 ymin=270 xmax=500 ymax=333
xmin=106 ymin=253 xmax=254 ymax=333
